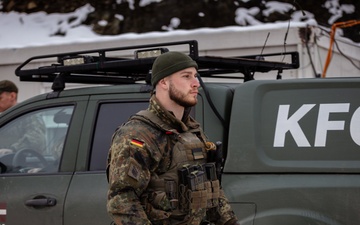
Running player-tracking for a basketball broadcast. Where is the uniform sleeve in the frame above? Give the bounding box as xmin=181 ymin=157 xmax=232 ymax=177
xmin=11 ymin=114 xmax=47 ymax=153
xmin=216 ymin=189 xmax=238 ymax=225
xmin=107 ymin=122 xmax=161 ymax=225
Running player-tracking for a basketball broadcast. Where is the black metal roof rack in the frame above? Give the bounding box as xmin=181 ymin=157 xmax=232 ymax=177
xmin=15 ymin=40 xmax=299 ymax=90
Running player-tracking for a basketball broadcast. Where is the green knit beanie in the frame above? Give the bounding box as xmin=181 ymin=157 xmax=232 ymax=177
xmin=151 ymin=51 xmax=198 ymax=87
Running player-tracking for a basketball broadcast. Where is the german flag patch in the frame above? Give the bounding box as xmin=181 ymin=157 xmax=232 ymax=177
xmin=130 ymin=139 xmax=144 ymax=148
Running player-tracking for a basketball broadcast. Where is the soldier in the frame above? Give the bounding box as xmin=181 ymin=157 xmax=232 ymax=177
xmin=107 ymin=52 xmax=239 ymax=225
xmin=0 ymin=80 xmax=18 ymax=113
xmin=0 ymin=80 xmax=46 ymax=158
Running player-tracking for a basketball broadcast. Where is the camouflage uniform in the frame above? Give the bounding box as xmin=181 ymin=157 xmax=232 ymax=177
xmin=107 ymin=95 xmax=238 ymax=225
xmin=0 ymin=113 xmax=46 ymax=154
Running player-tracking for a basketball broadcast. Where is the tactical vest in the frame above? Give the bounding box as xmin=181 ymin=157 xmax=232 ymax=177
xmin=133 ymin=110 xmax=221 ymax=225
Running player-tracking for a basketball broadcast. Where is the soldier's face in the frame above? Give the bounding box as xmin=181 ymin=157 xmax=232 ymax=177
xmin=167 ymin=67 xmax=199 ymax=108
xmin=0 ymin=92 xmax=17 ymax=112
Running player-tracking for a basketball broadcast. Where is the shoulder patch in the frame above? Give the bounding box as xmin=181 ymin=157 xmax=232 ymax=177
xmin=128 ymin=161 xmax=141 ymax=181
xmin=130 ymin=139 xmax=144 ymax=148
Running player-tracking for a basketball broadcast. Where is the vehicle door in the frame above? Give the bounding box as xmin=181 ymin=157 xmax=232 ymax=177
xmin=0 ymin=96 xmax=88 ymax=225
xmin=63 ymin=92 xmax=150 ymax=224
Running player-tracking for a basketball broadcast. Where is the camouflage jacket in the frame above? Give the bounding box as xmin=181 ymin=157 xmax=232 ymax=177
xmin=107 ymin=95 xmax=237 ymax=225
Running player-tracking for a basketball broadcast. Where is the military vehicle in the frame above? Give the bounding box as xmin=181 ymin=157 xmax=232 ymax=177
xmin=0 ymin=40 xmax=359 ymax=225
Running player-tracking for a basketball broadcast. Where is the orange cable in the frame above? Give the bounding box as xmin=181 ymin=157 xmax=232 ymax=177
xmin=322 ymin=20 xmax=360 ymax=78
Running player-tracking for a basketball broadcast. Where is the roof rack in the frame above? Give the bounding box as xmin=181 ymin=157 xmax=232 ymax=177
xmin=15 ymin=40 xmax=299 ymax=91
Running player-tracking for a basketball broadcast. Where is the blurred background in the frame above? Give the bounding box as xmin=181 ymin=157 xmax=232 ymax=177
xmin=1 ymin=0 xmax=359 ymax=42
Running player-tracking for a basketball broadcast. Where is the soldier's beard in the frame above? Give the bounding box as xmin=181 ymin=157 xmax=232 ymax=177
xmin=169 ymin=82 xmax=197 ymax=108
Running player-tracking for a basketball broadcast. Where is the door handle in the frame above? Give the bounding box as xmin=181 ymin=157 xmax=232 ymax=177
xmin=25 ymin=197 xmax=57 ymax=207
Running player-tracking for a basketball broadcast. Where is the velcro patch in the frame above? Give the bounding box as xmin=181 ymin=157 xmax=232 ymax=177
xmin=192 ymin=148 xmax=204 ymax=160
xmin=128 ymin=162 xmax=141 ymax=181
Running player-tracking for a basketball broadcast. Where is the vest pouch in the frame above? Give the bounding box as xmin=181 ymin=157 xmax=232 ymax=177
xmin=189 ymin=189 xmax=208 ymax=210
xmin=178 ymin=184 xmax=204 ymax=213
xmin=203 ymin=163 xmax=220 ymax=208
xmin=206 ymin=180 xmax=220 ymax=208
xmin=178 ymin=183 xmax=189 ymax=212
xmin=204 ymin=181 xmax=213 ymax=208
xmin=178 ymin=188 xmax=207 ymax=225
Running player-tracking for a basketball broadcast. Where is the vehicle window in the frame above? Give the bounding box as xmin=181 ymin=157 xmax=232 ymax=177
xmin=0 ymin=106 xmax=74 ymax=174
xmin=90 ymin=101 xmax=148 ymax=171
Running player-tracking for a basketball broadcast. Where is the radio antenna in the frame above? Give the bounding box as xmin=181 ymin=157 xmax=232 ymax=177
xmin=282 ymin=0 xmax=306 ymax=61
xmin=260 ymin=32 xmax=270 ymax=58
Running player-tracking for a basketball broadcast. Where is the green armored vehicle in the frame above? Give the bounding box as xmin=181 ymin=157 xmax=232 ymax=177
xmin=0 ymin=40 xmax=359 ymax=225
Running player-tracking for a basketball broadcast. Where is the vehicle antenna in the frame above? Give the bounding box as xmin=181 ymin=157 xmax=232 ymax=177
xmin=282 ymin=0 xmax=306 ymax=62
